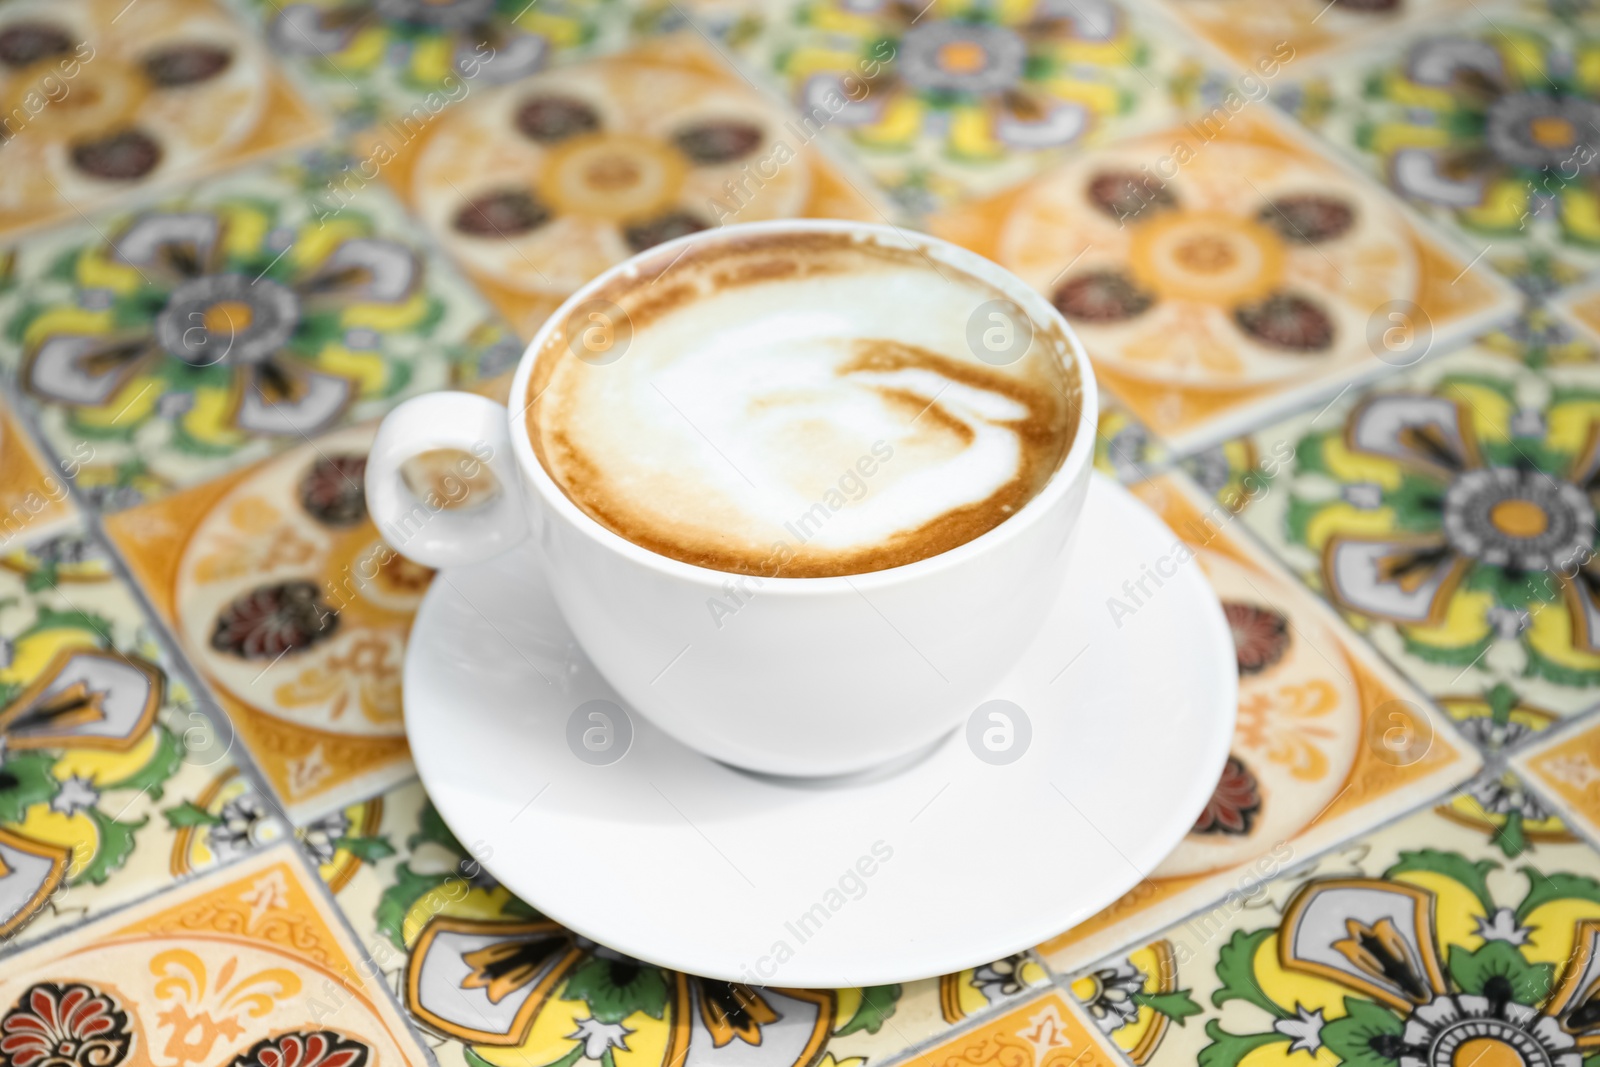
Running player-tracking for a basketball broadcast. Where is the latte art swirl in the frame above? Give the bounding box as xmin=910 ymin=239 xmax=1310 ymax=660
xmin=527 ymin=232 xmax=1080 ymax=577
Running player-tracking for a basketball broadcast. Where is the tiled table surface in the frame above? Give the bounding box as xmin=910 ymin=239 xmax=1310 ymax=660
xmin=6 ymin=0 xmax=1600 ymax=1065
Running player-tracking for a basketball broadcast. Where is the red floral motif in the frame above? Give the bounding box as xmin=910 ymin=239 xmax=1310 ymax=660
xmin=1257 ymin=194 xmax=1355 ymax=243
xmin=0 ymin=983 xmax=131 ymax=1067
xmin=1192 ymin=755 xmax=1262 ymax=836
xmin=226 ymin=1032 xmax=369 ymax=1067
xmin=1232 ymin=293 xmax=1335 ymax=352
xmin=210 ymin=581 xmax=339 ymax=659
xmin=1225 ymin=601 xmax=1291 ymax=676
xmin=299 ymin=455 xmax=368 ymax=527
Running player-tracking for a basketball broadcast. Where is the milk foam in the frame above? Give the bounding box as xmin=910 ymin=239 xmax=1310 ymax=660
xmin=529 ymin=234 xmax=1078 ymax=576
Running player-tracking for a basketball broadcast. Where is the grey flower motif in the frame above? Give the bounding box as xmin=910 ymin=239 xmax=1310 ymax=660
xmin=566 ymin=1018 xmax=631 ymax=1059
xmin=1187 ymin=448 xmax=1232 ymax=498
xmin=30 ymin=534 xmax=100 ymax=568
xmin=1103 ymin=423 xmax=1153 ymax=482
xmin=1474 ymin=906 xmax=1533 ymax=945
xmin=1075 ymin=960 xmax=1144 ymax=1035
xmin=299 ymin=809 xmax=352 ymax=867
xmin=50 ymin=775 xmax=101 ymax=816
xmin=1488 ymin=605 xmax=1531 ymax=641
xmin=1274 ymin=1004 xmax=1325 ymax=1055
xmin=1467 ymin=775 xmax=1553 ymax=823
xmin=1455 ymin=716 xmax=1538 ymax=752
xmin=1397 ymin=994 xmax=1579 ymax=1067
xmin=1511 ymin=408 xmax=1547 ymax=438
xmin=157 ymin=392 xmax=194 ymax=419
xmin=970 ymin=955 xmax=1028 ymax=1001
xmin=210 ymin=793 xmax=274 ymax=859
xmin=1344 ymin=482 xmax=1384 ymax=509
xmin=80 ymin=288 xmax=116 ymax=311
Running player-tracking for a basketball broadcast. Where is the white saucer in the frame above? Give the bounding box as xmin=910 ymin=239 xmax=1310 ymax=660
xmin=404 ymin=473 xmax=1236 ymax=987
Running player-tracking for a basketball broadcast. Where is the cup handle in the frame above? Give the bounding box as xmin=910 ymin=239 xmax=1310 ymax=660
xmin=366 ymin=392 xmax=530 ymax=569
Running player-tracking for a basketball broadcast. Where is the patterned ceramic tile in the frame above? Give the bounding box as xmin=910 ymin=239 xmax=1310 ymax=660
xmin=371 ymin=35 xmax=893 ymax=339
xmin=0 ymin=842 xmax=431 ymax=1066
xmin=235 ymin=0 xmax=630 ymax=128
xmin=711 ymin=0 xmax=1195 ymax=213
xmin=0 ymin=153 xmax=504 ymax=511
xmin=1514 ymin=715 xmax=1600 ymax=845
xmin=0 ymin=0 xmax=327 ymax=243
xmin=1206 ymin=338 xmax=1600 ymax=737
xmin=929 ymin=108 xmax=1518 ymax=452
xmin=1060 ymin=772 xmax=1600 ymax=1067
xmin=890 ymin=989 xmax=1118 ymax=1067
xmin=1071 ymin=769 xmax=1585 ymax=1063
xmin=0 ymin=511 xmax=278 ymax=955
xmin=1036 ymin=472 xmax=1481 ymax=973
xmin=1282 ymin=2 xmax=1600 ymax=292
xmin=305 ymin=776 xmax=1052 ymax=1067
xmin=1145 ymin=0 xmax=1468 ymax=72
xmin=0 ymin=396 xmax=76 ymax=553
xmin=103 ymin=423 xmax=431 ymax=823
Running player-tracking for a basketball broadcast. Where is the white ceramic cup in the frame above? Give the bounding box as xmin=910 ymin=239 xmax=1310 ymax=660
xmin=366 ymin=219 xmax=1098 ymax=777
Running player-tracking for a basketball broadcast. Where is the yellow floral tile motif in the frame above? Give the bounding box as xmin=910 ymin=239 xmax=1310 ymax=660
xmin=0 ymin=154 xmax=506 ymax=512
xmin=0 ymin=0 xmax=326 ymax=243
xmin=1037 ymin=472 xmax=1480 ymax=973
xmin=236 ymin=0 xmax=629 ymax=127
xmin=1146 ymin=0 xmax=1467 ymax=71
xmin=1211 ymin=340 xmax=1600 ymax=728
xmin=717 ymin=0 xmax=1194 ymax=211
xmin=0 ymin=516 xmax=270 ymax=954
xmin=308 ymin=778 xmax=1051 ymax=1067
xmin=1279 ymin=3 xmax=1600 ymax=291
xmin=1061 ymin=777 xmax=1600 ymax=1067
xmin=372 ymin=35 xmax=892 ymax=339
xmin=1514 ymin=717 xmax=1600 ymax=846
xmin=0 ymin=843 xmax=430 ymax=1067
xmin=104 ymin=424 xmax=432 ymax=823
xmin=930 ymin=109 xmax=1517 ymax=452
xmin=894 ymin=990 xmax=1118 ymax=1067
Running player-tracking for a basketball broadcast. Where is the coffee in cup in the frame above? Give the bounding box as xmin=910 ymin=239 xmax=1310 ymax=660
xmin=525 ymin=230 xmax=1082 ymax=578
